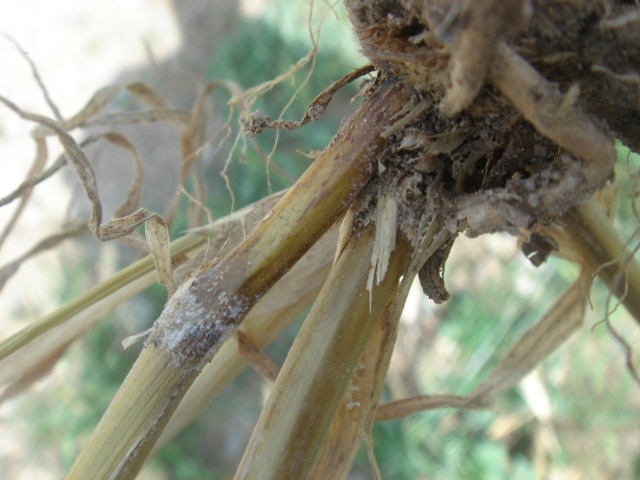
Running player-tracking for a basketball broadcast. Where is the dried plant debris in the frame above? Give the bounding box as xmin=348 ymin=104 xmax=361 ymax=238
xmin=340 ymin=0 xmax=639 ymax=298
xmin=241 ymin=64 xmax=376 ymax=135
xmin=0 ymin=93 xmax=176 ymax=293
xmin=0 ymin=39 xmax=223 ymax=295
xmin=329 ymin=0 xmax=640 ymax=435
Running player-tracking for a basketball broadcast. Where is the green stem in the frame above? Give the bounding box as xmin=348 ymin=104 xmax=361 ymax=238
xmin=0 ymin=233 xmax=203 ymax=362
xmin=235 ymin=212 xmax=413 ymax=480
xmin=567 ymin=199 xmax=640 ymax=324
xmin=66 ymin=79 xmax=414 ymax=479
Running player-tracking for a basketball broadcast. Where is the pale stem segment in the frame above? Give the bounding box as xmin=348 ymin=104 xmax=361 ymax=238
xmin=66 ymin=79 xmax=414 ymax=479
xmin=307 ymin=243 xmax=415 ymax=479
xmin=235 ymin=207 xmax=414 ymax=480
xmin=152 ymin=226 xmax=338 ymax=452
xmin=567 ymin=198 xmax=640 ymax=323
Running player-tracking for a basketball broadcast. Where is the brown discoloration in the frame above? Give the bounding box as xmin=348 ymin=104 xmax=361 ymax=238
xmin=438 ymin=0 xmax=532 ymax=115
xmin=149 ymin=79 xmax=416 ymax=367
xmin=93 ymin=78 xmax=415 ymax=476
xmin=69 ymin=2 xmax=639 ymax=476
xmin=418 ymin=237 xmax=455 ymax=303
xmin=342 ymin=0 xmax=629 ymax=288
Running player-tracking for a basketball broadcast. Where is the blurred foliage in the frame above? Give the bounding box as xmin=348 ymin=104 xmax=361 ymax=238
xmin=366 ymin=142 xmax=640 ymax=479
xmin=18 ymin=2 xmax=363 ymax=479
xmin=203 ymin=1 xmax=365 ymax=217
xmin=13 ymin=1 xmax=640 ymax=479
xmin=371 ymin=410 xmax=535 ymax=479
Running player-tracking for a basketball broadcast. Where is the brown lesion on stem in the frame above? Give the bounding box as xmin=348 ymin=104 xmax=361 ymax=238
xmin=67 ymin=1 xmax=640 ymax=477
xmin=148 ymin=78 xmax=419 ymax=370
xmin=69 ymin=71 xmax=420 ymax=479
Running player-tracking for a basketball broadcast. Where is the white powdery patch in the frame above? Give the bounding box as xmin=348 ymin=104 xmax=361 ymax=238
xmin=345 ymin=382 xmax=361 ymax=411
xmin=346 ymin=361 xmax=366 ymax=411
xmin=154 ymin=278 xmax=209 ymax=352
xmin=216 ymin=291 xmax=250 ymax=321
xmin=150 ymin=273 xmax=254 ymax=366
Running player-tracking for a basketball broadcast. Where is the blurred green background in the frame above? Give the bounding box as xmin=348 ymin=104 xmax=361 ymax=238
xmin=8 ymin=1 xmax=640 ymax=479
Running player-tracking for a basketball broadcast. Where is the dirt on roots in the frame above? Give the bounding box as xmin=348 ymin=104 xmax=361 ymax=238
xmin=341 ymin=0 xmax=639 ymax=301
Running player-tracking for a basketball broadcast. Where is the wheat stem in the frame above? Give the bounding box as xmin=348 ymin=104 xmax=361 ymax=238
xmin=235 ymin=207 xmax=413 ymax=479
xmin=66 ymin=79 xmax=414 ymax=479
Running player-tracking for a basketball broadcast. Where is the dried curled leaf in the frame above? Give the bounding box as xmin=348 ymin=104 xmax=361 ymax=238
xmin=0 ymin=96 xmax=176 ymax=296
xmin=242 ymin=64 xmax=375 ymax=135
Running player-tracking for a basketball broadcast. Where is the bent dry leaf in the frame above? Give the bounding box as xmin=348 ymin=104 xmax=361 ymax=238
xmin=0 ymin=96 xmax=178 ymax=300
xmin=66 ymin=78 xmax=416 ymax=479
xmin=60 ymin=82 xmax=188 ymax=131
xmin=145 ymin=215 xmax=175 ymax=294
xmin=0 ymin=97 xmax=150 ymax=238
xmin=0 ymin=72 xmax=240 ymax=321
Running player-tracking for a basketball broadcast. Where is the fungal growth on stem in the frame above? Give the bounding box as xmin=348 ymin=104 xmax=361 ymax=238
xmin=3 ymin=1 xmax=637 ymax=478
